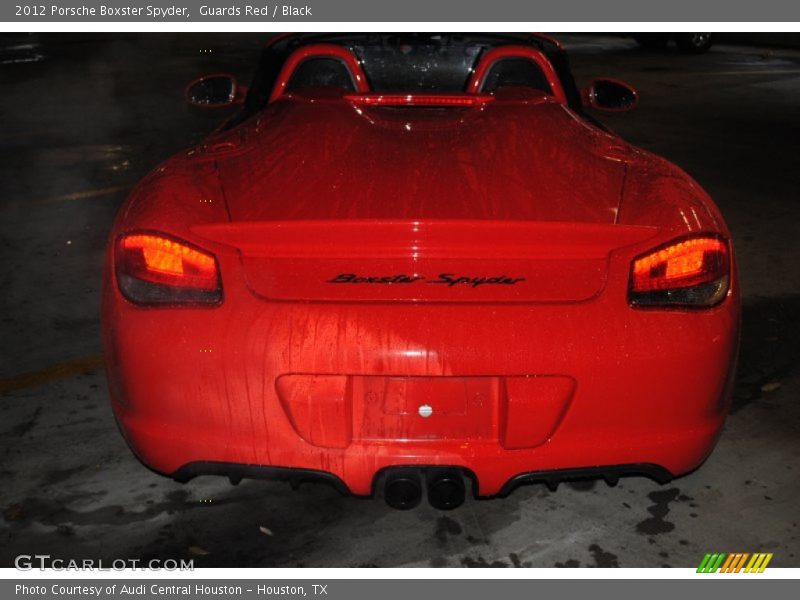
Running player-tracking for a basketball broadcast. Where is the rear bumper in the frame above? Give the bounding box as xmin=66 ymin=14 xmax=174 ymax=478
xmin=167 ymin=460 xmax=673 ymax=499
xmin=104 ymin=269 xmax=739 ymax=496
xmin=171 ymin=461 xmax=351 ymax=494
xmin=112 ymin=398 xmax=726 ymax=496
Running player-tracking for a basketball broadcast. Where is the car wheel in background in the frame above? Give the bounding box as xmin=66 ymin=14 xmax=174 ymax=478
xmin=676 ymin=33 xmax=714 ymax=53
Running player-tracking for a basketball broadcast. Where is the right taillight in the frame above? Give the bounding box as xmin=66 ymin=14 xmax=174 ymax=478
xmin=115 ymin=232 xmax=222 ymax=306
xmin=629 ymin=235 xmax=730 ymax=308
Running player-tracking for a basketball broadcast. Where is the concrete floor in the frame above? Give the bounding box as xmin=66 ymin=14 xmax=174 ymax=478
xmin=1 ymin=34 xmax=799 ymax=568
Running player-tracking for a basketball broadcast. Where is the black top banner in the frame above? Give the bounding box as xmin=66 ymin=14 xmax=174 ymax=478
xmin=3 ymin=0 xmax=800 ymax=22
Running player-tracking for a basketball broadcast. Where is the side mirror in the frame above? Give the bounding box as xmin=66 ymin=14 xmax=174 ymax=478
xmin=185 ymin=74 xmax=246 ymax=107
xmin=583 ymin=78 xmax=638 ymax=112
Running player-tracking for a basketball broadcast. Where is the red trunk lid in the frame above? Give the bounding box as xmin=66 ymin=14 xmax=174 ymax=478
xmin=216 ymin=98 xmax=628 ymax=223
xmin=196 ymin=97 xmax=654 ymax=303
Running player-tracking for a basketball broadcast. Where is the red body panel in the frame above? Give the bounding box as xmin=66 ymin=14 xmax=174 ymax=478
xmin=102 ymin=41 xmax=740 ymax=498
xmin=218 ymin=96 xmax=625 ymax=223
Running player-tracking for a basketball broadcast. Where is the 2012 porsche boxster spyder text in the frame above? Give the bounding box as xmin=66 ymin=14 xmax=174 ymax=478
xmin=102 ymin=33 xmax=740 ymax=510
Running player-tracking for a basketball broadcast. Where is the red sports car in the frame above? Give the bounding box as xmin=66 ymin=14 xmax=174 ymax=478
xmin=102 ymin=33 xmax=740 ymax=510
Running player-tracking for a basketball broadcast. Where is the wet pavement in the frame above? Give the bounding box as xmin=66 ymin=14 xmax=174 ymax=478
xmin=1 ymin=33 xmax=799 ymax=568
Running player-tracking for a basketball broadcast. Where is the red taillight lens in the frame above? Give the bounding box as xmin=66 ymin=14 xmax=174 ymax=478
xmin=629 ymin=235 xmax=730 ymax=308
xmin=115 ymin=233 xmax=221 ymax=305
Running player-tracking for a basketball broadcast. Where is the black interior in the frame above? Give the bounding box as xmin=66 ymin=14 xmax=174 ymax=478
xmin=285 ymin=57 xmax=357 ymax=93
xmin=479 ymin=57 xmax=553 ymax=94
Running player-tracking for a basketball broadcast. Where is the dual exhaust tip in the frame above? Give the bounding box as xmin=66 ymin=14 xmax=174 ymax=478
xmin=383 ymin=468 xmax=466 ymax=510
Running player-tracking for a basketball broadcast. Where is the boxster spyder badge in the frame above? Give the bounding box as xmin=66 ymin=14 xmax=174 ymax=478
xmin=326 ymin=273 xmax=526 ymax=287
xmin=102 ymin=33 xmax=740 ymax=511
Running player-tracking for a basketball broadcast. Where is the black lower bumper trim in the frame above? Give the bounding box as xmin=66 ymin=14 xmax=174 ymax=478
xmin=171 ymin=461 xmax=350 ymax=496
xmin=170 ymin=461 xmax=672 ymax=500
xmin=497 ymin=463 xmax=673 ymax=497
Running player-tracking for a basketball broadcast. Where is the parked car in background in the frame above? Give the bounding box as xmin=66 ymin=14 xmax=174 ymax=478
xmin=634 ymin=33 xmax=714 ymax=53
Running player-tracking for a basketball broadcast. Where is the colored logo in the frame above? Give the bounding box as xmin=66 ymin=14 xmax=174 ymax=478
xmin=697 ymin=553 xmax=773 ymax=573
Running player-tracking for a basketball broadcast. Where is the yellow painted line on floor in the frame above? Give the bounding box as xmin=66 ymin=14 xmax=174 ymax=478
xmin=44 ymin=185 xmax=131 ymax=203
xmin=0 ymin=355 xmax=105 ymax=394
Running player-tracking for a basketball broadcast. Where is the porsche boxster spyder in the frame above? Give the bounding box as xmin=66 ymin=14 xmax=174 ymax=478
xmin=102 ymin=33 xmax=740 ymax=510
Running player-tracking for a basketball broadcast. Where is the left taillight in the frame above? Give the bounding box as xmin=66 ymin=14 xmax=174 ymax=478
xmin=115 ymin=232 xmax=222 ymax=306
xmin=629 ymin=235 xmax=730 ymax=308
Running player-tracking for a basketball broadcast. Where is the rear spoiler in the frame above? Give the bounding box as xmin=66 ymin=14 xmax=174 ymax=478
xmin=191 ymin=220 xmax=660 ymax=303
xmin=191 ymin=220 xmax=659 ymax=260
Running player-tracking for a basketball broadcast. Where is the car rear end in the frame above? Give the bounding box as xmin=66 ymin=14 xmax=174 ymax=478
xmin=103 ymin=212 xmax=739 ymax=504
xmin=103 ymin=37 xmax=740 ymax=508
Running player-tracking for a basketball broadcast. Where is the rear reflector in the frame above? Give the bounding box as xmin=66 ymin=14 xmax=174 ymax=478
xmin=344 ymin=93 xmax=494 ymax=107
xmin=629 ymin=235 xmax=730 ymax=308
xmin=116 ymin=233 xmax=221 ymax=305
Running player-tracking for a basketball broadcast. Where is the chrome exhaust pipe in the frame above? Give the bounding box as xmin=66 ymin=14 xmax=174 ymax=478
xmin=426 ymin=468 xmax=466 ymax=510
xmin=384 ymin=469 xmax=422 ymax=510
